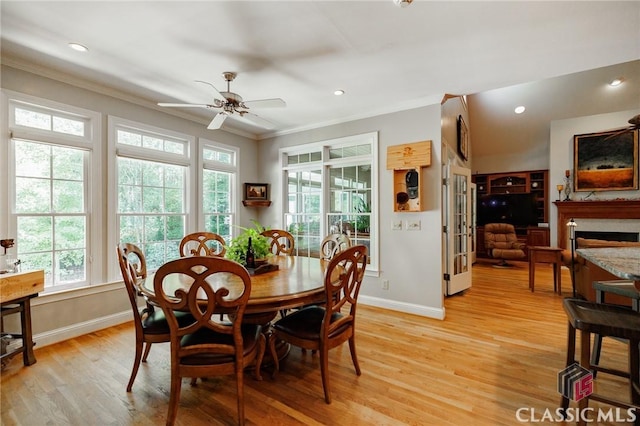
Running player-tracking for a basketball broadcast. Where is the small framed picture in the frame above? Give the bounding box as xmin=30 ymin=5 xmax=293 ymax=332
xmin=457 ymin=115 xmax=469 ymax=161
xmin=244 ymin=183 xmax=269 ymax=201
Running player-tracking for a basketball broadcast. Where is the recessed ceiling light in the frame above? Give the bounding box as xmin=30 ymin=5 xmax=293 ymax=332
xmin=334 ymin=89 xmax=345 ymax=96
xmin=609 ymin=78 xmax=623 ymax=87
xmin=514 ymin=106 xmax=526 ymax=114
xmin=68 ymin=43 xmax=88 ymax=52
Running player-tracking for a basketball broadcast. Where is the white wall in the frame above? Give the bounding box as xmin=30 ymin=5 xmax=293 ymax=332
xmin=259 ymin=105 xmax=446 ymax=319
xmin=548 ymin=108 xmax=640 ymax=245
xmin=472 ymin=145 xmax=549 ymax=175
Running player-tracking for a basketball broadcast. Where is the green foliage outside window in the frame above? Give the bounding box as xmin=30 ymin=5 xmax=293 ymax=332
xmin=14 ymin=141 xmax=87 ymax=286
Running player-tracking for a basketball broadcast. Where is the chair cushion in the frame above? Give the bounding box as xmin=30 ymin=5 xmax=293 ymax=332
xmin=491 ymin=248 xmax=525 ymax=260
xmin=273 ymin=305 xmax=347 ymax=340
xmin=179 ymin=323 xmax=262 ymax=365
xmin=563 ymin=298 xmax=640 ymax=341
xmin=141 ymin=308 xmax=193 ymax=335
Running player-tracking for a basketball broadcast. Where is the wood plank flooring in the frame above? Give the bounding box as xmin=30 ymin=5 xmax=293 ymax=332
xmin=1 ymin=261 xmax=633 ymax=425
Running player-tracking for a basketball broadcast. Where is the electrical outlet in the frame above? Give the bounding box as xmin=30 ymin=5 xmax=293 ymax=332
xmin=407 ymin=219 xmax=421 ymax=230
xmin=392 ymin=220 xmax=403 ymax=230
xmin=382 ymin=280 xmax=389 ymax=290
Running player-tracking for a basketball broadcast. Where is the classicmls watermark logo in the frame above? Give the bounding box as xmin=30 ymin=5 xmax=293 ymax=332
xmin=514 ymin=363 xmax=637 ymax=422
xmin=558 ymin=362 xmax=593 ymax=402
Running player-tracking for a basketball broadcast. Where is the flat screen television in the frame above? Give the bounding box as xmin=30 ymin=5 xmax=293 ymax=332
xmin=477 ymin=193 xmax=538 ymax=227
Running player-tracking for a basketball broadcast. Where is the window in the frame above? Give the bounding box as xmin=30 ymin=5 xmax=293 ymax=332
xmin=327 ymin=164 xmax=372 ymax=246
xmin=286 ymin=169 xmax=322 ymax=257
xmin=200 ymin=142 xmax=237 ymax=244
xmin=282 ymin=132 xmax=378 ymax=271
xmin=117 ymin=157 xmax=186 ymax=271
xmin=5 ymin=92 xmax=100 ymax=291
xmin=110 ymin=117 xmax=193 ymax=272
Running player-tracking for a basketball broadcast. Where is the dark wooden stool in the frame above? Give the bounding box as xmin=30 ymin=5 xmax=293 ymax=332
xmin=561 ymin=298 xmax=640 ymax=426
xmin=591 ymin=281 xmax=640 ymax=378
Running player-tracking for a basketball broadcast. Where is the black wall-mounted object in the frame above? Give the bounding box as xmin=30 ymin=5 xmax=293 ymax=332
xmin=405 ymin=169 xmax=419 ymax=199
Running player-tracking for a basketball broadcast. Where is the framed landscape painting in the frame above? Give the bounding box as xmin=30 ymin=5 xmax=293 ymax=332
xmin=573 ymin=129 xmax=638 ymax=191
xmin=244 ymin=183 xmax=269 ymax=201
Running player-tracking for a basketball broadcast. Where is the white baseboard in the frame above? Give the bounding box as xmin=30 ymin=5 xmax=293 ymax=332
xmin=359 ymin=295 xmax=445 ymax=320
xmin=31 ymin=300 xmax=444 ymax=349
xmin=33 ymin=310 xmax=132 ymax=349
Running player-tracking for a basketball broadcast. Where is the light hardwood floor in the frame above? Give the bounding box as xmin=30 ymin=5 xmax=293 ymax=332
xmin=1 ymin=261 xmax=632 ymax=425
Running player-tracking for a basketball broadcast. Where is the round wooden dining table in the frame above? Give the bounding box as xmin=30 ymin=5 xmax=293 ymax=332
xmin=140 ymin=255 xmax=330 ymax=365
xmin=140 ymin=255 xmax=328 ymax=316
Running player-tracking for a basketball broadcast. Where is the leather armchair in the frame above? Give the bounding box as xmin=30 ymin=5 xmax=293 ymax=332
xmin=484 ymin=223 xmax=526 ymax=267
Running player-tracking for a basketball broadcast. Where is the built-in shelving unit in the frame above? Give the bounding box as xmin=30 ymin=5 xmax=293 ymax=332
xmin=473 ymin=169 xmax=550 ymax=257
xmin=473 ymin=169 xmax=549 ymax=223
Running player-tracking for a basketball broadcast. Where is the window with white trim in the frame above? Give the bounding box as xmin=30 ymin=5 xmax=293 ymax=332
xmin=5 ymin=93 xmax=100 ymax=292
xmin=201 ymin=141 xmax=237 ymax=244
xmin=282 ymin=133 xmax=378 ymax=271
xmin=111 ymin=117 xmax=193 ymax=272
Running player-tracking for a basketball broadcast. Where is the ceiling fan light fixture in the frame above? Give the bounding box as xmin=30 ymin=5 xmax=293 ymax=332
xmin=393 ymin=0 xmax=413 ymax=7
xmin=609 ymin=77 xmax=624 ymax=87
xmin=514 ymin=105 xmax=526 ymax=114
xmin=159 ymin=71 xmax=285 ymax=130
xmin=68 ymin=42 xmax=88 ymax=52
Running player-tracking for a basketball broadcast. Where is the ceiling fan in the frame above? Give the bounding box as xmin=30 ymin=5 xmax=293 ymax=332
xmin=158 ymin=72 xmax=286 ymax=130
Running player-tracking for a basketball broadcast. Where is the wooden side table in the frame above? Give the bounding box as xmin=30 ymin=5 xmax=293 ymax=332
xmin=528 ymin=246 xmax=563 ymax=294
xmin=1 ymin=270 xmax=45 ymax=367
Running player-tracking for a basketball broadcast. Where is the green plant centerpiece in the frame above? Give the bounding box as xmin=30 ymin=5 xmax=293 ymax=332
xmin=225 ymin=220 xmax=271 ymax=266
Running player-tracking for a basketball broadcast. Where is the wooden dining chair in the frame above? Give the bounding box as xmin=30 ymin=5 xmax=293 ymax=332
xmin=269 ymin=245 xmax=368 ymax=403
xmin=320 ymin=233 xmax=352 ymax=261
xmin=179 ymin=232 xmax=226 ymax=257
xmin=153 ymin=256 xmax=265 ymax=426
xmin=117 ymin=243 xmax=192 ymax=392
xmin=261 ymin=229 xmax=295 ymax=256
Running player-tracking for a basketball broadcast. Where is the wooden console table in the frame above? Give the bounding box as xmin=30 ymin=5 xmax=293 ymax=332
xmin=1 ymin=270 xmax=45 ymax=367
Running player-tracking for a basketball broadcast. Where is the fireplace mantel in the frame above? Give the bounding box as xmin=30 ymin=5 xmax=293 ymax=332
xmin=555 ymin=200 xmax=640 ymax=249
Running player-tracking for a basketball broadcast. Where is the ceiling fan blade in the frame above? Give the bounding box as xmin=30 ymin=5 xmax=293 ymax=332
xmin=237 ymin=112 xmax=276 ymax=129
xmin=157 ymin=102 xmax=211 ymax=108
xmin=207 ymin=112 xmax=228 ymax=130
xmin=243 ymin=98 xmax=286 ymax=109
xmin=604 ymin=127 xmax=633 ymax=140
xmin=195 ymin=80 xmax=227 ymax=102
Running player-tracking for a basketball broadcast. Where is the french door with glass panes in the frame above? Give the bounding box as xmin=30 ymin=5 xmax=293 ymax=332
xmin=445 ymin=165 xmax=472 ymax=295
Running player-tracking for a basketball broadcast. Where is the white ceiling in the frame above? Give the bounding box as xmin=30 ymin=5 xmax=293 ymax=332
xmin=1 ymin=1 xmax=639 ymax=148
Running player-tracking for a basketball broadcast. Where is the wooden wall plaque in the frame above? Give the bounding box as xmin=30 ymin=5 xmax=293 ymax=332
xmin=386 ymin=140 xmax=431 ymax=170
